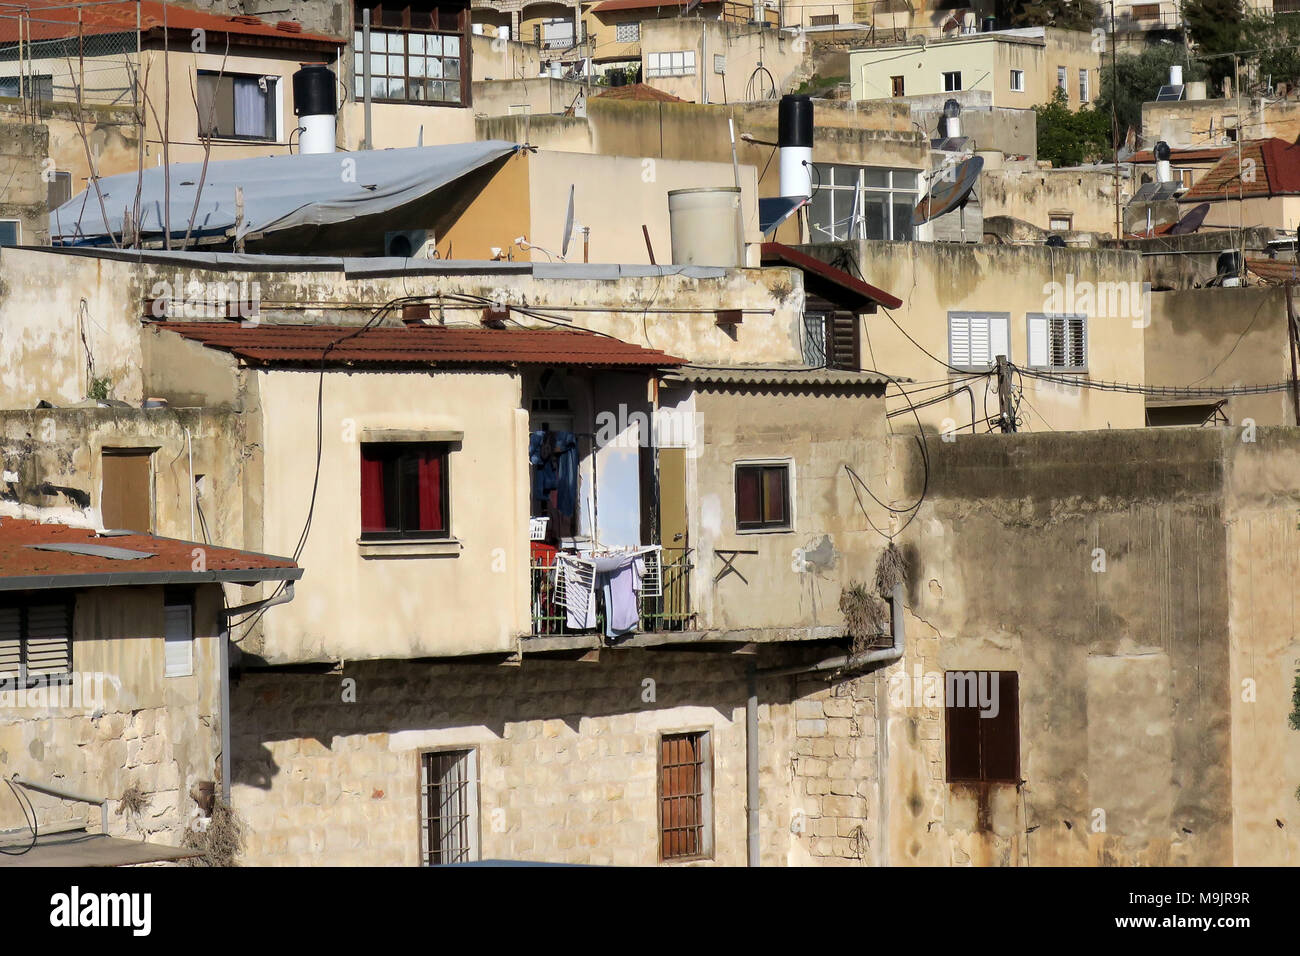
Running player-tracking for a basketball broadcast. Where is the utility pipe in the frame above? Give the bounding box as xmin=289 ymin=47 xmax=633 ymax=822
xmin=745 ymin=583 xmax=905 ymax=866
xmin=11 ymin=774 xmax=108 ymax=834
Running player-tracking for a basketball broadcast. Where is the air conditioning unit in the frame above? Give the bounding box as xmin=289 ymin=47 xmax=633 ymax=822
xmin=384 ymin=229 xmax=434 ymax=258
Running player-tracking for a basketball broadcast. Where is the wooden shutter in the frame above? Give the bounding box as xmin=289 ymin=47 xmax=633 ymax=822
xmin=101 ymin=450 xmax=153 ymax=532
xmin=826 ymin=312 xmax=860 ymax=370
xmin=0 ymin=607 xmax=21 ymax=681
xmin=979 ymin=671 xmax=1020 ymax=783
xmin=944 ymin=675 xmax=983 ymax=782
xmin=24 ymin=604 xmax=71 ymax=678
xmin=660 ymin=733 xmax=704 ymax=859
xmin=164 ymin=604 xmax=194 ymax=678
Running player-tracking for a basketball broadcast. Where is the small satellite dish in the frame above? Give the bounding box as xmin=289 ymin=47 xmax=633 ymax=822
xmin=1045 ymin=235 xmax=1067 ymax=247
xmin=560 ymin=184 xmax=575 ymax=260
xmin=1169 ymin=202 xmax=1210 ymax=235
xmin=913 ymin=155 xmax=984 ymax=226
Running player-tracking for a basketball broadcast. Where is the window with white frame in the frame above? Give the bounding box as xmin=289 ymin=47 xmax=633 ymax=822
xmin=1056 ymin=66 xmax=1067 ymax=96
xmin=1079 ymin=68 xmax=1090 ymax=104
xmin=948 ymin=311 xmax=1010 ymax=370
xmin=163 ymin=593 xmax=194 ymax=679
xmin=353 ymin=0 xmax=468 ymax=107
xmin=1048 ymin=213 xmax=1072 ymax=231
xmin=942 ymin=70 xmax=961 ymax=92
xmin=197 ymin=71 xmax=279 ymax=140
xmin=615 ymin=21 xmax=640 ymax=43
xmin=646 ymin=50 xmax=695 ymax=77
xmin=808 ymin=164 xmax=918 ymax=242
xmin=420 ymin=749 xmax=479 ymax=864
xmin=1027 ymin=313 xmax=1087 ymax=371
xmin=1009 ymin=69 xmax=1024 ymax=92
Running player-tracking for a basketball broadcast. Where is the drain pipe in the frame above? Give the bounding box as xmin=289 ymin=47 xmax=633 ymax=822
xmin=745 ymin=583 xmax=905 ymax=866
xmin=218 ymin=582 xmax=296 ymax=804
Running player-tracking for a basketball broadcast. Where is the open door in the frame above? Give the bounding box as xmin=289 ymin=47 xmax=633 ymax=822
xmin=657 ymin=447 xmax=690 ymax=629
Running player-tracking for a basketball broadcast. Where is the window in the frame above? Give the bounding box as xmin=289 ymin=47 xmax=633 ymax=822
xmin=1027 ymin=313 xmax=1087 ymax=371
xmin=646 ymin=50 xmax=695 ymax=77
xmin=948 ymin=311 xmax=1010 ymax=370
xmin=1048 ymin=213 xmax=1072 ymax=231
xmin=1009 ymin=69 xmax=1024 ymax=92
xmin=1132 ymin=2 xmax=1160 ymax=18
xmin=0 ymin=599 xmax=72 ymax=687
xmin=353 ymin=1 xmax=468 ymax=106
xmin=1178 ymin=167 xmax=1194 ymax=189
xmin=46 ymin=170 xmax=72 ymax=210
xmin=360 ymin=442 xmax=450 ymax=539
xmin=808 ymin=164 xmax=918 ymax=242
xmin=163 ymin=593 xmax=193 ymax=679
xmin=803 ymin=312 xmax=859 ymax=370
xmin=615 ymin=21 xmax=640 ymax=43
xmin=735 ymin=462 xmax=791 ymax=532
xmin=507 ymin=103 xmax=531 ymax=115
xmin=0 ymin=220 xmax=19 ymax=247
xmin=1056 ymin=66 xmax=1067 ymax=97
xmin=891 ymin=74 xmax=905 ymax=96
xmin=659 ymin=731 xmax=712 ymax=861
xmin=714 ymin=53 xmax=726 ymax=75
xmin=945 ymin=671 xmax=1019 ymax=784
xmin=197 ymin=71 xmax=278 ymax=140
xmin=420 ymin=749 xmax=478 ymax=864
xmin=1078 ymin=68 xmax=1090 ymax=104
xmin=0 ymin=74 xmax=52 ymax=102
xmin=942 ymin=70 xmax=961 ymax=92
xmin=101 ymin=448 xmax=154 ymax=532
xmin=537 ymin=17 xmax=575 ymax=49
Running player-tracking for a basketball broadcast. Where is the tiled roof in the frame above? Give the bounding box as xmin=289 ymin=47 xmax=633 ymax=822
xmin=592 ymin=0 xmax=694 ymax=12
xmin=760 ymin=243 xmax=903 ymax=311
xmin=595 ymin=83 xmax=686 ymax=103
xmin=1178 ymin=138 xmax=1300 ymax=202
xmin=0 ymin=1 xmax=341 ymax=45
xmin=155 ymin=322 xmax=687 ymax=368
xmin=0 ymin=519 xmax=300 ymax=590
xmin=664 ymin=366 xmax=901 ymax=388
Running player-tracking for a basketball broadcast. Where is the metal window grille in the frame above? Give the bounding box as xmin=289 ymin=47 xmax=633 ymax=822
xmin=660 ymin=731 xmax=709 ymax=860
xmin=420 ymin=750 xmax=476 ymax=865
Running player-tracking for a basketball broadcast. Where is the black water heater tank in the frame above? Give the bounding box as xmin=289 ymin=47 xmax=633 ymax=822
xmin=293 ymin=63 xmax=336 ymax=117
xmin=778 ymin=94 xmax=813 ymax=149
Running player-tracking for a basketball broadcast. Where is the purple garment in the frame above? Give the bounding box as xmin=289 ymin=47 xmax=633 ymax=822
xmin=602 ymin=555 xmax=644 ymax=638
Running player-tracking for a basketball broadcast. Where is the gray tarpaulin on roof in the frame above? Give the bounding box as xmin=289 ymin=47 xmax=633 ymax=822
xmin=50 ymin=141 xmax=519 ymax=246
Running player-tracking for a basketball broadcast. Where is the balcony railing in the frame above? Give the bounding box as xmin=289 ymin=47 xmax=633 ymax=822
xmin=530 ymin=546 xmax=693 ymax=637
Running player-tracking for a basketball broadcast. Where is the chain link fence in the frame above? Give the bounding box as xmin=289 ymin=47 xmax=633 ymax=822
xmin=0 ymin=1 xmax=140 ymax=118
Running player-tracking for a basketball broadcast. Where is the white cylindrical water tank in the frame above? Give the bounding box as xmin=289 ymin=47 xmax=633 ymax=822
xmin=1154 ymin=141 xmax=1172 ymax=183
xmin=300 ymin=114 xmax=337 ymax=155
xmin=778 ymin=94 xmax=813 ymax=198
xmin=549 ymin=62 xmax=564 ymax=78
xmin=1170 ymin=65 xmax=1183 ymax=87
xmin=667 ymin=187 xmax=744 ymax=267
xmin=293 ymin=64 xmax=337 ymax=154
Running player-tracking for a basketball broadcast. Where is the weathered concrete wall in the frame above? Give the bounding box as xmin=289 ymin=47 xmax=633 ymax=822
xmin=0 ymin=584 xmax=224 ymax=844
xmin=1146 ymin=286 xmax=1292 ymax=427
xmin=1143 ymin=95 xmax=1300 ymax=150
xmin=637 ymin=20 xmax=808 ymax=106
xmin=471 ymin=34 xmax=544 ymax=83
xmin=890 ymin=429 xmax=1237 ymax=865
xmin=798 ymin=240 xmax=1148 ymax=433
xmin=472 ymin=77 xmax=586 ymax=117
xmin=0 ymin=120 xmax=52 ymax=246
xmin=981 ymin=164 xmax=1124 ymax=236
xmin=1113 ymin=228 xmax=1278 ymax=289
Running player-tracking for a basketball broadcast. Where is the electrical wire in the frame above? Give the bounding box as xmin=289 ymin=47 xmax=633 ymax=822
xmin=0 ymin=778 xmax=38 ymax=856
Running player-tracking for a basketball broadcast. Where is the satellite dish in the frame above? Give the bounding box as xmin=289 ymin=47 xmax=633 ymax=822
xmin=913 ymin=155 xmax=984 ymax=225
xmin=560 ymin=184 xmax=575 ymax=260
xmin=1169 ymin=202 xmax=1210 ymax=235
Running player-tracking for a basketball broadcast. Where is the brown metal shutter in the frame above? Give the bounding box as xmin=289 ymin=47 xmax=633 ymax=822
xmin=944 ymin=679 xmax=983 ymax=782
xmin=101 ymin=450 xmax=153 ymax=532
xmin=980 ymin=671 xmax=1020 ymax=783
xmin=660 ymin=733 xmax=703 ymax=859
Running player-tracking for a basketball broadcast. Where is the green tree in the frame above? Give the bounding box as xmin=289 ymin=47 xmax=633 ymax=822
xmin=1094 ymin=44 xmax=1205 ymax=141
xmin=1012 ymin=0 xmax=1102 ymax=30
xmin=1183 ymin=0 xmax=1247 ymax=89
xmin=1247 ymin=12 xmax=1300 ymax=89
xmin=1034 ymin=87 xmax=1112 ymax=166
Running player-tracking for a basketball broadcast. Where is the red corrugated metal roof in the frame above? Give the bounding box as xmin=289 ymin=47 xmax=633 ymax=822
xmin=0 ymin=1 xmax=341 ymax=45
xmin=155 ymin=322 xmax=687 ymax=368
xmin=1179 ymin=138 xmax=1300 ymax=202
xmin=0 ymin=518 xmax=299 ymax=585
xmin=760 ymin=243 xmax=903 ymax=311
xmin=1245 ymin=257 xmax=1300 ymax=283
xmin=1129 ymin=146 xmax=1227 ymax=164
xmin=595 ymin=83 xmax=686 ymax=102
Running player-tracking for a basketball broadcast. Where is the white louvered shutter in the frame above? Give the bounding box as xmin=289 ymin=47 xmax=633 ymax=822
xmin=1068 ymin=315 xmax=1087 ymax=368
xmin=164 ymin=604 xmax=193 ymax=678
xmin=968 ymin=315 xmax=990 ymax=366
xmin=1027 ymin=314 xmax=1049 ymax=368
xmin=24 ymin=604 xmax=71 ymax=678
xmin=0 ymin=607 xmax=21 ymax=681
xmin=988 ymin=314 xmax=1010 ymax=365
xmin=949 ymin=312 xmax=971 ymax=367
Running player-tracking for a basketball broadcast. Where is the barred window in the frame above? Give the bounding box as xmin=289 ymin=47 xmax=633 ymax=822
xmin=659 ymin=731 xmax=712 ymax=861
xmin=420 ymin=749 xmax=478 ymax=864
xmin=615 ymin=21 xmax=640 ymax=43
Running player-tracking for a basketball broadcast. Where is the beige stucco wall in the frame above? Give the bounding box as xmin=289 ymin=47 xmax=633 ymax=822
xmin=799 ymin=240 xmax=1147 ymax=433
xmin=981 ymin=164 xmax=1125 ymax=235
xmin=472 ymin=76 xmax=586 ymax=116
xmin=0 ymin=120 xmax=51 ymax=246
xmin=252 ymin=367 xmax=530 ymax=663
xmin=0 ymin=584 xmax=224 ymax=844
xmin=639 ymin=20 xmax=808 ymax=105
xmin=1143 ymin=96 xmax=1300 ymax=151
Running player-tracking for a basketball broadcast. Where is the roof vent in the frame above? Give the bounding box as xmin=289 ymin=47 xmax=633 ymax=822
xmin=277 ymin=21 xmax=303 ymax=33
xmin=231 ymin=15 xmax=263 ymax=25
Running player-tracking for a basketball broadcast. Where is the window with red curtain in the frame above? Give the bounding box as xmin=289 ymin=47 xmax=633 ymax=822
xmin=734 ymin=462 xmax=790 ymax=531
xmin=360 ymin=442 xmax=449 ymax=538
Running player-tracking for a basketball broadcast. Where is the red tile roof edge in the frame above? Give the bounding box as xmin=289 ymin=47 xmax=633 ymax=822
xmin=760 ymin=242 xmax=904 ymax=311
xmin=152 ymin=321 xmax=688 ymax=369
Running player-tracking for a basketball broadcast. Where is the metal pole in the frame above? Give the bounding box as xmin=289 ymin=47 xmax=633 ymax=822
xmin=746 ymin=673 xmax=759 ymax=866
xmin=996 ymin=354 xmax=1015 ymax=432
xmin=1287 ymin=281 xmax=1300 ymax=424
xmin=1110 ymin=1 xmax=1120 ymax=241
xmin=219 ymin=624 xmax=232 ymax=805
xmin=363 ymin=9 xmax=373 ymax=150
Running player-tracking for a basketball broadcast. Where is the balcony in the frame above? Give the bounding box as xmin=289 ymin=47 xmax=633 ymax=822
xmin=529 ymin=545 xmax=693 ymax=637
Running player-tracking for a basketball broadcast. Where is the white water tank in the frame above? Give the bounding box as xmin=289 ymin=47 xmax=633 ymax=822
xmin=1170 ymin=64 xmax=1184 ymax=87
xmin=667 ymin=187 xmax=744 ymax=267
